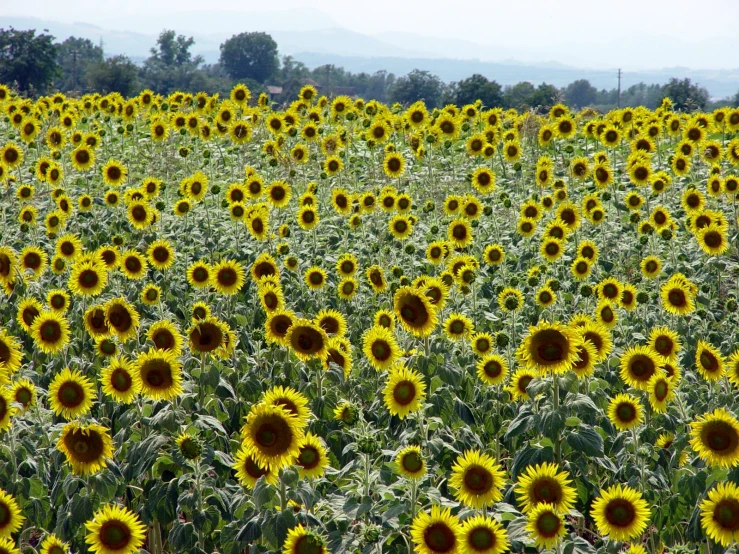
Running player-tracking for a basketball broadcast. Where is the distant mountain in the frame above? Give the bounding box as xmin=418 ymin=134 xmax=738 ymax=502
xmin=292 ymin=52 xmax=739 ymax=99
xmin=1 ymin=15 xmax=737 ymax=98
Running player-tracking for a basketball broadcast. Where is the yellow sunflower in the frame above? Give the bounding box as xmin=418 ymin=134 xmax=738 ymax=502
xmin=233 ymin=445 xmax=279 ymax=488
xmin=459 ymin=515 xmax=509 ymax=554
xmin=696 ymin=340 xmax=725 ymax=381
xmin=363 ymin=325 xmax=400 ymax=371
xmin=591 ymin=484 xmax=650 ymax=542
xmin=449 ymin=450 xmax=506 ymax=509
xmin=31 ymin=311 xmax=70 ymax=355
xmin=85 ymin=504 xmax=146 ymax=554
xmin=700 ymin=481 xmax=739 ymax=547
xmin=100 ymin=356 xmax=140 ymax=404
xmin=294 ymin=432 xmax=329 ymax=479
xmin=526 ymin=503 xmax=566 ymax=550
xmin=105 ymin=297 xmax=140 ymax=343
xmin=211 ymin=259 xmax=245 ymax=295
xmin=282 ymin=525 xmax=327 ymax=554
xmin=690 ymin=408 xmax=739 ymax=468
xmin=57 ymin=421 xmax=114 ymax=476
xmin=241 ymin=402 xmax=305 ymax=471
xmin=396 ymin=445 xmax=426 ymax=480
xmin=411 ymin=505 xmax=461 ymax=554
xmin=515 ymin=462 xmax=577 ymax=514
xmin=619 ymin=346 xmax=662 ymax=390
xmin=394 ymin=286 xmax=437 ymax=338
xmin=135 ymin=349 xmax=182 ymax=401
xmin=48 ymin=367 xmax=95 ymax=419
xmin=383 ymin=363 xmax=426 ymax=419
xmin=517 ymin=321 xmax=583 ymax=375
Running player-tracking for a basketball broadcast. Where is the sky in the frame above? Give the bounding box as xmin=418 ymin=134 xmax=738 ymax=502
xmin=3 ymin=0 xmax=739 ymax=69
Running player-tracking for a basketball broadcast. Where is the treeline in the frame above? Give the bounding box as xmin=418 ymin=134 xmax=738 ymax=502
xmin=2 ymin=26 xmax=738 ymax=112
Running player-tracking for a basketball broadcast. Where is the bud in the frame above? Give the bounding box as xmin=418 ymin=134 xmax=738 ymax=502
xmin=580 ymin=284 xmax=593 ymax=298
xmin=496 ymin=333 xmax=509 ymax=348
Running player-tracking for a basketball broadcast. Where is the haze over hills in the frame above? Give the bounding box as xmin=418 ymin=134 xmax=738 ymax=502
xmin=2 ymin=12 xmax=738 ymax=98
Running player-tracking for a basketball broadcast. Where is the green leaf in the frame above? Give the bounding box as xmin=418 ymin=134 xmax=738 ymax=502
xmin=566 ymin=425 xmax=604 ymax=457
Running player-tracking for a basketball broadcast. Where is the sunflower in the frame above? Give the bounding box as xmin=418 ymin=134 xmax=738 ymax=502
xmin=0 ymin=247 xmax=17 ymax=287
xmin=508 ymin=369 xmax=536 ymax=401
xmin=187 ymin=261 xmax=212 ymax=289
xmin=135 ymin=349 xmax=182 ymax=401
xmin=337 ymin=277 xmax=357 ymax=300
xmin=383 ymin=363 xmax=426 ymax=419
xmin=100 ymin=356 xmax=140 ymax=404
xmin=394 ymin=286 xmax=437 ymax=337
xmin=691 ymin=408 xmax=739 ymax=468
xmin=104 ymin=298 xmax=139 ymax=343
xmin=591 ymin=484 xmax=650 ymax=542
xmin=85 ymin=504 xmax=146 ymax=554
xmin=515 ymin=462 xmax=576 ymax=515
xmin=0 ymin=488 xmax=24 ymax=542
xmin=470 ymin=332 xmax=493 ymax=356
xmin=696 ymin=226 xmax=729 ymax=256
xmin=0 ymin=329 xmax=22 ymax=376
xmin=19 ymin=246 xmax=47 ymax=280
xmin=120 ymin=251 xmax=146 ymax=280
xmin=282 ymin=525 xmax=327 ymax=554
xmin=389 ymin=215 xmax=414 ymax=240
xmin=0 ymin=142 xmax=23 ymax=169
xmin=233 ymin=445 xmax=279 ymax=488
xmin=411 ymin=505 xmax=461 ymax=554
xmin=700 ymin=481 xmax=739 ymax=547
xmin=366 ymin=265 xmax=387 ymax=293
xmin=526 ymin=504 xmax=566 ymax=550
xmin=539 ymin=238 xmax=565 ymax=263
xmin=259 ymin=283 xmax=284 ymax=314
xmin=39 ymin=534 xmax=69 ymax=554
xmin=595 ymin=300 xmax=617 ymax=329
xmin=447 ymin=218 xmax=473 ymax=248
xmin=82 ymin=305 xmax=109 ymax=340
xmin=143 ymin=240 xmax=174 ymax=271
xmin=474 ymin=353 xmax=508 ymax=386
xmin=57 ymin=421 xmax=114 ymax=476
xmin=188 ymin=316 xmax=229 ymax=357
xmin=374 ymin=309 xmax=395 ymax=331
xmin=535 ymin=286 xmax=556 ymax=308
xmin=241 ymin=402 xmax=304 ymax=471
xmin=9 ymin=379 xmax=35 ymax=411
xmin=363 ymin=325 xmax=400 ymax=371
xmin=265 ymin=311 xmax=294 ymax=346
xmin=643 ymin=327 xmax=679 ymax=363
xmin=618 ymin=346 xmax=661 ymax=391
xmin=294 ymin=432 xmax=329 ymax=479
xmin=471 ymin=167 xmax=496 ymax=194
xmin=71 ymin=146 xmax=95 ymax=171
xmin=30 ymin=311 xmax=70 ymax=355
xmin=48 ymin=367 xmax=95 ymax=419
xmin=517 ymin=321 xmax=582 ymax=375
xmin=0 ymin=389 xmax=15 ymax=432
xmin=449 ymin=450 xmax=506 ymax=509
xmin=607 ymin=393 xmax=643 ymax=431
xmin=304 ymin=266 xmax=327 ymax=290
xmin=16 ymin=297 xmax=42 ymax=333
xmin=287 ymin=319 xmax=328 ymax=362
xmin=68 ymin=260 xmax=108 ymax=297
xmin=661 ymin=279 xmax=695 ymax=316
xmin=396 ymin=445 xmax=426 ymax=480
xmin=443 ymin=313 xmax=473 ymax=341
xmin=210 ymin=259 xmax=245 ymax=296
xmin=571 ymin=340 xmax=598 ymax=379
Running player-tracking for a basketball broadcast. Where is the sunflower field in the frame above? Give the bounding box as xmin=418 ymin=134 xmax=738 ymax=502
xmin=1 ymin=81 xmax=739 ymax=554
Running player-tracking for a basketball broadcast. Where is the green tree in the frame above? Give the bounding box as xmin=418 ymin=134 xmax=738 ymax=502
xmin=390 ymin=70 xmax=443 ymax=108
xmin=87 ymin=55 xmax=139 ymax=96
xmin=661 ymin=78 xmax=709 ymax=111
xmin=454 ymin=74 xmax=503 ymax=108
xmin=56 ymin=36 xmax=103 ymax=92
xmin=219 ymin=32 xmax=279 ymax=83
xmin=141 ymin=30 xmax=209 ymax=94
xmin=563 ymin=79 xmax=597 ymax=109
xmin=503 ymin=81 xmax=536 ymax=110
xmin=0 ymin=27 xmax=59 ymax=94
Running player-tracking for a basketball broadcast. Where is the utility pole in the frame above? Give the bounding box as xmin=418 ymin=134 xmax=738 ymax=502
xmin=617 ymin=68 xmax=622 ymax=108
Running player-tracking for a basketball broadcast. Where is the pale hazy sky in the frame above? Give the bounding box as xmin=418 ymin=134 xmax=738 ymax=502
xmin=3 ymin=0 xmax=739 ymax=69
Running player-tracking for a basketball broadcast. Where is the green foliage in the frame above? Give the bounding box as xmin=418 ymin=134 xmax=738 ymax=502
xmin=219 ymin=32 xmax=279 ymax=83
xmin=390 ymin=69 xmax=444 ymax=108
xmin=0 ymin=27 xmax=59 ymax=93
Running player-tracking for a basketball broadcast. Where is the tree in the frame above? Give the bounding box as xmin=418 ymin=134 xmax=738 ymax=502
xmin=564 ymin=79 xmax=597 ymax=109
xmin=141 ymin=30 xmax=208 ymax=94
xmin=0 ymin=27 xmax=59 ymax=94
xmin=56 ymin=36 xmax=103 ymax=92
xmin=503 ymin=81 xmax=536 ymax=110
xmin=454 ymin=74 xmax=503 ymax=108
xmin=87 ymin=55 xmax=139 ymax=96
xmin=661 ymin=78 xmax=709 ymax=111
xmin=390 ymin=70 xmax=443 ymax=108
xmin=219 ymin=32 xmax=279 ymax=83
xmin=527 ymin=83 xmax=561 ymax=110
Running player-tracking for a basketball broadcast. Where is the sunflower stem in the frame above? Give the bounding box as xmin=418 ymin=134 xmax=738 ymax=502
xmin=553 ymin=374 xmax=561 ymax=464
